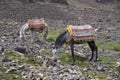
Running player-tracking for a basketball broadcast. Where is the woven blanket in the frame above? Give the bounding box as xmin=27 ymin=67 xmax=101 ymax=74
xmin=28 ymin=18 xmax=45 ymax=26
xmin=66 ymin=25 xmax=96 ymax=41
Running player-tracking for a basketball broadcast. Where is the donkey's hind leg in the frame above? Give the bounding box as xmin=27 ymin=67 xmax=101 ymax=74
xmin=94 ymin=44 xmax=98 ymax=61
xmin=87 ymin=41 xmax=98 ymax=61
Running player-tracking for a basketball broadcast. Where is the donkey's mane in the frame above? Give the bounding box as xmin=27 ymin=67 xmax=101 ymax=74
xmin=55 ymin=31 xmax=67 ymax=45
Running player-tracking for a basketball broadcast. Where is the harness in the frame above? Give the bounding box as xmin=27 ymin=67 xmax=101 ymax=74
xmin=66 ymin=25 xmax=96 ymax=44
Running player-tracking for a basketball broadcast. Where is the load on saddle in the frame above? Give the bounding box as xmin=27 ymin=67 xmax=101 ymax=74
xmin=27 ymin=18 xmax=47 ymax=31
xmin=66 ymin=25 xmax=96 ymax=43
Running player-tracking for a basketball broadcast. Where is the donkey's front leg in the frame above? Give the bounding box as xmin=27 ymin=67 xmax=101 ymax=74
xmin=42 ymin=30 xmax=47 ymax=43
xmin=43 ymin=31 xmax=46 ymax=42
xmin=70 ymin=40 xmax=75 ymax=65
xmin=29 ymin=31 xmax=34 ymax=43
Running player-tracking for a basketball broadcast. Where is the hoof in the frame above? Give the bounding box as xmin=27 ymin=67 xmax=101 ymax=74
xmin=71 ymin=62 xmax=75 ymax=65
xmin=89 ymin=59 xmax=92 ymax=61
xmin=53 ymin=59 xmax=57 ymax=62
xmin=71 ymin=63 xmax=75 ymax=66
xmin=93 ymin=59 xmax=97 ymax=62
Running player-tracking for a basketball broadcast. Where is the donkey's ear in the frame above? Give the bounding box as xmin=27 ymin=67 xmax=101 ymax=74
xmin=65 ymin=30 xmax=67 ymax=33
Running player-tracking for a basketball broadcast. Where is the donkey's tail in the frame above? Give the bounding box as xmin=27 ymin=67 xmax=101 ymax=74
xmin=95 ymin=27 xmax=101 ymax=32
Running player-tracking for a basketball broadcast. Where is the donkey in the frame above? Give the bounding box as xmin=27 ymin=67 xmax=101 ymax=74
xmin=19 ymin=18 xmax=48 ymax=43
xmin=52 ymin=25 xmax=98 ymax=65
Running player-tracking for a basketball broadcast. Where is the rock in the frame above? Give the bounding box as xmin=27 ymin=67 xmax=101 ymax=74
xmin=14 ymin=45 xmax=27 ymax=54
xmin=83 ymin=67 xmax=88 ymax=72
xmin=65 ymin=49 xmax=86 ymax=58
xmin=107 ymin=76 xmax=113 ymax=80
xmin=5 ymin=67 xmax=17 ymax=73
xmin=37 ymin=73 xmax=44 ymax=79
xmin=27 ymin=71 xmax=34 ymax=79
xmin=0 ymin=46 xmax=4 ymax=55
xmin=97 ymin=65 xmax=105 ymax=71
xmin=42 ymin=60 xmax=48 ymax=69
xmin=2 ymin=57 xmax=11 ymax=62
xmin=116 ymin=62 xmax=120 ymax=67
xmin=18 ymin=65 xmax=25 ymax=70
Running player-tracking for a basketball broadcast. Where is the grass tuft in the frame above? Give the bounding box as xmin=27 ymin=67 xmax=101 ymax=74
xmin=96 ymin=41 xmax=120 ymax=52
xmin=116 ymin=66 xmax=120 ymax=74
xmin=39 ymin=29 xmax=64 ymax=42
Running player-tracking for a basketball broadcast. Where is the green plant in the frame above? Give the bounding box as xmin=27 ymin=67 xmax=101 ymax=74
xmin=87 ymin=71 xmax=107 ymax=79
xmin=41 ymin=49 xmax=53 ymax=57
xmin=116 ymin=66 xmax=120 ymax=74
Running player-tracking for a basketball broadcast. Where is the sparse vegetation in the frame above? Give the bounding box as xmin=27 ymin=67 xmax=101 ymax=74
xmin=116 ymin=66 xmax=120 ymax=73
xmin=4 ymin=51 xmax=42 ymax=69
xmin=1 ymin=73 xmax=22 ymax=80
xmin=39 ymin=29 xmax=120 ymax=79
xmin=1 ymin=29 xmax=119 ymax=80
xmin=41 ymin=48 xmax=118 ymax=79
xmin=47 ymin=29 xmax=64 ymax=42
xmin=38 ymin=29 xmax=64 ymax=42
xmin=87 ymin=71 xmax=107 ymax=79
xmin=0 ymin=0 xmax=120 ymax=79
xmin=97 ymin=41 xmax=120 ymax=52
xmin=42 ymin=49 xmax=53 ymax=57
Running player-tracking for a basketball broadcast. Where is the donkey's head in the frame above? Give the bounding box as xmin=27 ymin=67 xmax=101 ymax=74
xmin=52 ymin=46 xmax=61 ymax=61
xmin=52 ymin=31 xmax=70 ymax=61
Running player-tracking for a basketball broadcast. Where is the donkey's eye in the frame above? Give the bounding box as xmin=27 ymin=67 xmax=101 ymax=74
xmin=56 ymin=47 xmax=58 ymax=49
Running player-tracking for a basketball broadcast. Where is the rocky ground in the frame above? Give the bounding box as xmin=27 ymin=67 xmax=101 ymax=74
xmin=0 ymin=0 xmax=120 ymax=80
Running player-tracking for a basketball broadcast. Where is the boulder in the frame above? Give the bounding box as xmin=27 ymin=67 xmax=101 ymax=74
xmin=14 ymin=45 xmax=27 ymax=54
